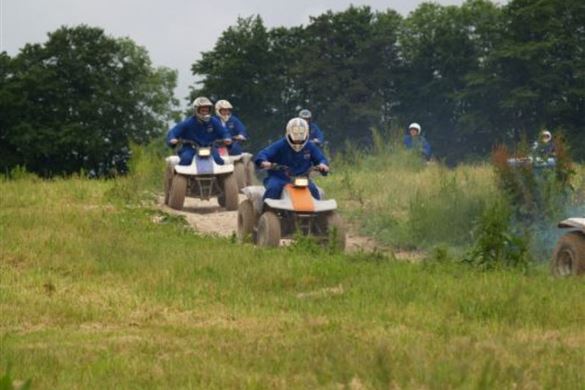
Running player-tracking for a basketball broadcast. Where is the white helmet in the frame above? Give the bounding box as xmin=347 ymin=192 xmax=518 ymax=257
xmin=408 ymin=122 xmax=421 ymax=135
xmin=286 ymin=117 xmax=309 ymax=152
xmin=541 ymin=130 xmax=552 ymax=143
xmin=215 ymin=99 xmax=233 ymax=122
xmin=299 ymin=109 xmax=312 ymax=120
xmin=192 ymin=96 xmax=213 ymax=122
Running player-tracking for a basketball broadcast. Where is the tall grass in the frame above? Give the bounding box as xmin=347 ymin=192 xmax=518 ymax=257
xmin=322 ymin=129 xmax=585 ymax=260
xmin=322 ymin=130 xmax=498 ymax=250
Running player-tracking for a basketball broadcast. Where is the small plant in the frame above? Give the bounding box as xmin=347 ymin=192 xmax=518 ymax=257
xmin=463 ymin=201 xmax=531 ymax=270
xmin=0 ymin=367 xmax=31 ymax=390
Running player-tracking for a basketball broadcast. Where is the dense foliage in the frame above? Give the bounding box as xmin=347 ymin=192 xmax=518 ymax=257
xmin=191 ymin=0 xmax=584 ymax=162
xmin=0 ymin=25 xmax=178 ymax=176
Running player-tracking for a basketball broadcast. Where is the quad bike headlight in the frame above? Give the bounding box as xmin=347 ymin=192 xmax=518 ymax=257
xmin=293 ymin=177 xmax=309 ymax=187
xmin=198 ymin=147 xmax=211 ymax=157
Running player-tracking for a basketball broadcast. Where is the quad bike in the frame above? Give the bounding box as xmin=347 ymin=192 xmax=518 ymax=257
xmin=551 ymin=217 xmax=585 ymax=277
xmin=237 ymin=165 xmax=346 ymax=249
xmin=216 ymin=138 xmax=256 ymax=190
xmin=506 ymin=156 xmax=556 ymax=169
xmin=164 ymin=140 xmax=239 ymax=211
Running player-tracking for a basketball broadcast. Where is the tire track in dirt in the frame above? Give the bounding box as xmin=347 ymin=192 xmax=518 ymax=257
xmin=158 ymin=195 xmax=385 ymax=253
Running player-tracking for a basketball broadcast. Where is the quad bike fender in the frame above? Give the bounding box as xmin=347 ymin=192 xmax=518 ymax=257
xmin=172 ymin=156 xmax=234 ymax=176
xmin=241 ymin=186 xmax=265 ymax=214
xmin=264 ymin=185 xmax=337 ymax=213
xmin=558 ymin=218 xmax=585 ymax=233
xmin=166 ymin=156 xmax=180 ymax=165
xmin=222 ymin=152 xmax=253 ymax=164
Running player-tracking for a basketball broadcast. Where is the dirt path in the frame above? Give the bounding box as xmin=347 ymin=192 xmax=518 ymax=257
xmin=158 ymin=195 xmax=385 ymax=253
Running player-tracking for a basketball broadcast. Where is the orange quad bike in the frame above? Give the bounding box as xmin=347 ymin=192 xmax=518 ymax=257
xmin=551 ymin=217 xmax=585 ymax=277
xmin=237 ymin=164 xmax=346 ymax=250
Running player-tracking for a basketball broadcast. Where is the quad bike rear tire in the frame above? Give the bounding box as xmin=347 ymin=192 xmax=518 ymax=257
xmin=237 ymin=199 xmax=256 ymax=243
xmin=168 ymin=174 xmax=187 ymax=210
xmin=324 ymin=212 xmax=347 ymax=251
xmin=163 ymin=164 xmax=174 ymax=205
xmin=551 ymin=231 xmax=585 ymax=277
xmin=256 ymin=211 xmax=281 ymax=247
xmin=223 ymin=173 xmax=239 ymax=211
xmin=245 ymin=160 xmax=257 ymax=186
xmin=234 ymin=161 xmax=246 ymax=190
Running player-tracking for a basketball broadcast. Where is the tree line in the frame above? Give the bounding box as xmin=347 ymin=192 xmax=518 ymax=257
xmin=191 ymin=0 xmax=584 ymax=163
xmin=1 ymin=0 xmax=583 ymax=176
xmin=0 ymin=26 xmax=178 ymax=176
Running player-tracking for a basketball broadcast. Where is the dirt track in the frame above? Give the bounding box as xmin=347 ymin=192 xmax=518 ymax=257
xmin=159 ymin=195 xmax=382 ymax=253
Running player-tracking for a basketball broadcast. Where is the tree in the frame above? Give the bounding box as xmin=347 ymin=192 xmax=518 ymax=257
xmin=191 ymin=16 xmax=287 ymax=147
xmin=189 ymin=1 xmax=584 ymax=161
xmin=294 ymin=6 xmax=403 ymax=146
xmin=1 ymin=25 xmax=178 ymax=176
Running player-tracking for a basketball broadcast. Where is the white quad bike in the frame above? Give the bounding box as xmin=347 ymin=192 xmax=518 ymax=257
xmin=237 ymin=165 xmax=346 ymax=249
xmin=216 ymin=138 xmax=256 ymax=190
xmin=551 ymin=217 xmax=585 ymax=277
xmin=164 ymin=140 xmax=239 ymax=211
xmin=506 ymin=156 xmax=556 ymax=169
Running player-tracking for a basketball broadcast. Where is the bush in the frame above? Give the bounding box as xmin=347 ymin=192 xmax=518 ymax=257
xmin=463 ymin=201 xmax=531 ymax=270
xmin=106 ymin=142 xmax=165 ymax=204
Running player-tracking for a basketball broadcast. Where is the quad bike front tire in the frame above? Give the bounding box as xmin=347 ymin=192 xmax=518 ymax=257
xmin=551 ymin=232 xmax=585 ymax=277
xmin=234 ymin=161 xmax=246 ymax=190
xmin=163 ymin=164 xmax=174 ymax=205
xmin=168 ymin=174 xmax=187 ymax=210
xmin=237 ymin=199 xmax=256 ymax=243
xmin=223 ymin=173 xmax=239 ymax=211
xmin=256 ymin=211 xmax=281 ymax=247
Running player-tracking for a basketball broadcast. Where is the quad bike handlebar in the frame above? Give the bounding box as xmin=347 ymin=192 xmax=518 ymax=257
xmin=264 ymin=163 xmax=329 ymax=176
xmin=173 ymin=138 xmax=229 ymax=148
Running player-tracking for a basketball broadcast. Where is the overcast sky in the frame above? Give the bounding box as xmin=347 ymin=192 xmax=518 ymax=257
xmin=2 ymin=0 xmax=467 ymax=104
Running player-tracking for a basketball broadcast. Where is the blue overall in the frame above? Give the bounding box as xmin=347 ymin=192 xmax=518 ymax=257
xmin=403 ymin=134 xmax=432 ymax=160
xmin=309 ymin=122 xmax=325 ymax=145
xmin=166 ymin=116 xmax=230 ymax=165
xmin=254 ymin=138 xmax=328 ymax=200
xmin=218 ymin=115 xmax=248 ymax=156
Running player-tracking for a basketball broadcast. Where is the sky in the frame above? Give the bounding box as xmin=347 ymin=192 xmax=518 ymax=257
xmin=2 ymin=0 xmax=467 ymax=104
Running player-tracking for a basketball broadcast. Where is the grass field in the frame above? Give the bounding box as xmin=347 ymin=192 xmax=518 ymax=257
xmin=1 ymin=151 xmax=585 ymax=388
xmin=321 ymin=142 xmax=585 ymax=256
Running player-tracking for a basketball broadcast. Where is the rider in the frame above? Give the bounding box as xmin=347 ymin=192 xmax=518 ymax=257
xmin=166 ymin=97 xmax=231 ymax=165
xmin=403 ymin=122 xmax=432 ymax=161
xmin=299 ymin=109 xmax=325 ymax=146
xmin=215 ymin=99 xmax=248 ymax=155
xmin=255 ymin=117 xmax=329 ymax=200
xmin=532 ymin=130 xmax=556 ymax=160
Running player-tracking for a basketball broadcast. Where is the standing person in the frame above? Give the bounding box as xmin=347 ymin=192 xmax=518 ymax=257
xmin=166 ymin=97 xmax=231 ymax=165
xmin=255 ymin=118 xmax=329 ymax=200
xmin=215 ymin=99 xmax=249 ymax=156
xmin=299 ymin=109 xmax=325 ymax=147
xmin=403 ymin=122 xmax=432 ymax=161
